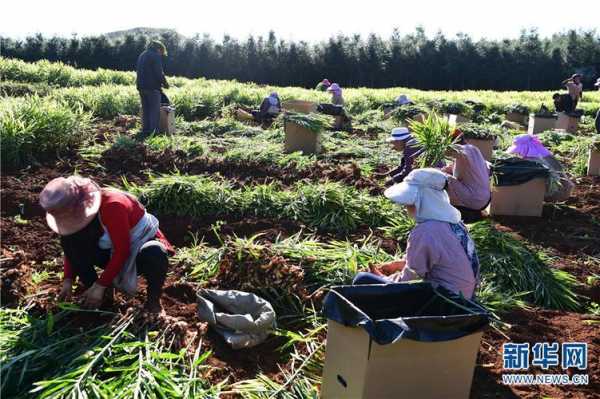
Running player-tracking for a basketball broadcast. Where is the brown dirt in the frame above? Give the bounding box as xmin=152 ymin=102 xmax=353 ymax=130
xmin=2 ymin=135 xmax=599 ymax=397
xmin=471 ymin=308 xmax=600 ymax=399
xmin=491 ymin=176 xmax=600 ymax=256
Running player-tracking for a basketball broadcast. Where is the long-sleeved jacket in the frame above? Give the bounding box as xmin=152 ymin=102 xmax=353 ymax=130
xmin=136 ymin=49 xmax=167 ymax=90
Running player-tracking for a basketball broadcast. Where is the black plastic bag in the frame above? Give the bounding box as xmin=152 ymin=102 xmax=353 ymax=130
xmin=322 ymin=283 xmax=490 ymax=345
xmin=492 ymin=157 xmax=550 ymax=186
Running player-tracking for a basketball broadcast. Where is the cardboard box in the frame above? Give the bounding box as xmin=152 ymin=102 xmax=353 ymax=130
xmin=321 ymin=320 xmax=483 ymax=399
xmin=505 ymin=112 xmax=528 ymax=125
xmin=281 ymin=100 xmax=318 ymax=114
xmin=447 ymin=114 xmax=469 ymax=126
xmin=465 ymin=138 xmax=494 ymax=161
xmin=527 ymin=114 xmax=556 ymax=134
xmin=159 ymin=106 xmax=175 ymax=135
xmin=284 ymin=121 xmax=321 ymax=154
xmin=489 ymin=177 xmax=546 ymax=217
xmin=588 ymin=149 xmax=600 ymax=176
xmin=555 ymin=113 xmax=580 ymax=133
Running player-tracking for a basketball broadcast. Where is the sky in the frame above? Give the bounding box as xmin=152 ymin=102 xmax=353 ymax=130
xmin=1 ymin=0 xmax=598 ymax=42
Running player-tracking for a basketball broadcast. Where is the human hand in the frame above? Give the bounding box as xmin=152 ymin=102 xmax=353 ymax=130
xmin=374 ymin=260 xmax=406 ymax=276
xmin=58 ymin=279 xmax=73 ymax=302
xmin=81 ymin=282 xmax=106 ymax=309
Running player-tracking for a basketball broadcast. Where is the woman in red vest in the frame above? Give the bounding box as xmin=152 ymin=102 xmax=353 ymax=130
xmin=39 ymin=176 xmax=174 ymax=313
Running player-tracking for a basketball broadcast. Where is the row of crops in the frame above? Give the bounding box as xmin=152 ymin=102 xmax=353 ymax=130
xmin=1 ymin=58 xmax=599 ymax=398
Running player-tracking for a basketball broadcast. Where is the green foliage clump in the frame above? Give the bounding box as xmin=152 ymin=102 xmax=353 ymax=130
xmin=470 ymin=221 xmax=579 ymax=311
xmin=505 ymin=103 xmax=530 ymax=115
xmin=409 ymin=112 xmax=455 ymax=168
xmin=0 ymin=96 xmax=92 ymax=169
xmin=282 ymin=112 xmax=331 ymax=133
xmin=457 ymin=122 xmax=501 ymax=140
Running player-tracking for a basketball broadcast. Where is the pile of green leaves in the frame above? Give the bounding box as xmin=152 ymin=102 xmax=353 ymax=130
xmin=388 ymin=104 xmax=428 ymax=121
xmin=127 ymin=175 xmax=401 ymax=234
xmin=282 ymin=112 xmax=331 ymax=133
xmin=409 ymin=112 xmax=455 ymax=168
xmin=457 ymin=122 xmax=501 ymax=140
xmin=505 ymin=103 xmax=530 ymax=115
xmin=429 ymin=100 xmax=472 ymax=116
xmin=534 ymin=105 xmax=556 ymax=118
xmin=470 ymin=221 xmax=579 ymax=311
xmin=0 ymin=309 xmax=219 ymax=398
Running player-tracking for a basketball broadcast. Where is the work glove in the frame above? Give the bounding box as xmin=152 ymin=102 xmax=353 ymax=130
xmin=82 ymin=282 xmax=106 ymax=309
xmin=58 ymin=279 xmax=73 ymax=302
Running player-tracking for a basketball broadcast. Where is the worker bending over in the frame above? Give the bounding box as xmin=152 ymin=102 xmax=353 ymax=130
xmin=40 ymin=176 xmax=174 ymax=313
xmin=506 ymin=134 xmax=574 ymax=203
xmin=443 ymin=131 xmax=491 ymax=218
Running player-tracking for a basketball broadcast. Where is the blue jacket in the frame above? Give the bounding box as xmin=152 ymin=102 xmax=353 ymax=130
xmin=136 ymin=49 xmax=167 ymax=90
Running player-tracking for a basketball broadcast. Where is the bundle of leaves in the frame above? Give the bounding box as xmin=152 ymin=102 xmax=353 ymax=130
xmin=409 ymin=113 xmax=456 ymax=168
xmin=388 ymin=104 xmax=428 ymax=121
xmin=282 ymin=112 xmax=331 ymax=133
xmin=430 ymin=100 xmax=472 ymax=116
xmin=457 ymin=122 xmax=501 ymax=140
xmin=470 ymin=221 xmax=579 ymax=311
xmin=505 ymin=103 xmax=530 ymax=115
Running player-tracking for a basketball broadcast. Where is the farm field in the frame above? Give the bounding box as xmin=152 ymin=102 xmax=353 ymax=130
xmin=1 ymin=58 xmax=600 ymax=398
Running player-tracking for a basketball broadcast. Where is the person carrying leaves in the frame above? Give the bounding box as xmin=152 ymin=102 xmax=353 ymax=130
xmin=353 ymin=168 xmax=480 ymax=299
xmin=39 ymin=176 xmax=174 ymax=313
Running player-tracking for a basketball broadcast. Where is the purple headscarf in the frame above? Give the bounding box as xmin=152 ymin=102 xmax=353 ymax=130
xmin=507 ymin=134 xmax=552 ymax=158
xmin=327 ymin=83 xmax=342 ymax=95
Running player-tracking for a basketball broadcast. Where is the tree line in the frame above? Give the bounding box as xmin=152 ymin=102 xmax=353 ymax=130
xmin=1 ymin=28 xmax=599 ymax=90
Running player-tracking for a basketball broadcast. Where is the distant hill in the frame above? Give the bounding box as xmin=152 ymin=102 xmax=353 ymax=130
xmin=103 ymin=27 xmax=186 ymax=42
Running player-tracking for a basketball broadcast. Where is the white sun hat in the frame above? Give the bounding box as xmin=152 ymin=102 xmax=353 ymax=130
xmin=384 ymin=168 xmax=461 ymax=224
xmin=386 ymin=127 xmax=411 ymax=142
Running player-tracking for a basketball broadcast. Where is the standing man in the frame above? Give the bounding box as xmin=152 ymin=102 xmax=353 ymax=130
xmin=562 ymin=73 xmax=583 ymax=111
xmin=136 ymin=41 xmax=169 ymax=139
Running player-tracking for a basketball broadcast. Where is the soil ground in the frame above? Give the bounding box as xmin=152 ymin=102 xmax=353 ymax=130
xmin=1 ymin=128 xmax=599 ymax=397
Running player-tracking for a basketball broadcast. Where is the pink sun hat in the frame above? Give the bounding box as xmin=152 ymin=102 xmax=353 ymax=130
xmin=506 ymin=134 xmax=552 ymax=158
xmin=322 ymin=79 xmax=331 ymax=87
xmin=39 ymin=176 xmax=102 ymax=236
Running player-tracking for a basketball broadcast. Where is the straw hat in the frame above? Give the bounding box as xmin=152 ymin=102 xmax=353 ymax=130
xmin=39 ymin=176 xmax=101 ymax=236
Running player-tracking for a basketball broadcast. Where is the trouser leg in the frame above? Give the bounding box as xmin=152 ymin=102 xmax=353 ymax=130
xmin=147 ymin=90 xmax=161 ymax=135
xmin=140 ymin=90 xmax=149 ymax=134
xmin=135 ymin=243 xmax=169 ymax=308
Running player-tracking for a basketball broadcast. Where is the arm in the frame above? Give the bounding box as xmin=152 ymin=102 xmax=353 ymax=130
xmin=400 ymin=227 xmax=440 ymax=282
xmin=96 ymin=203 xmax=131 ymax=287
xmin=151 ymin=52 xmax=168 ymax=88
xmin=258 ymin=98 xmax=270 ymax=117
xmin=63 ymin=256 xmax=73 ymax=280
